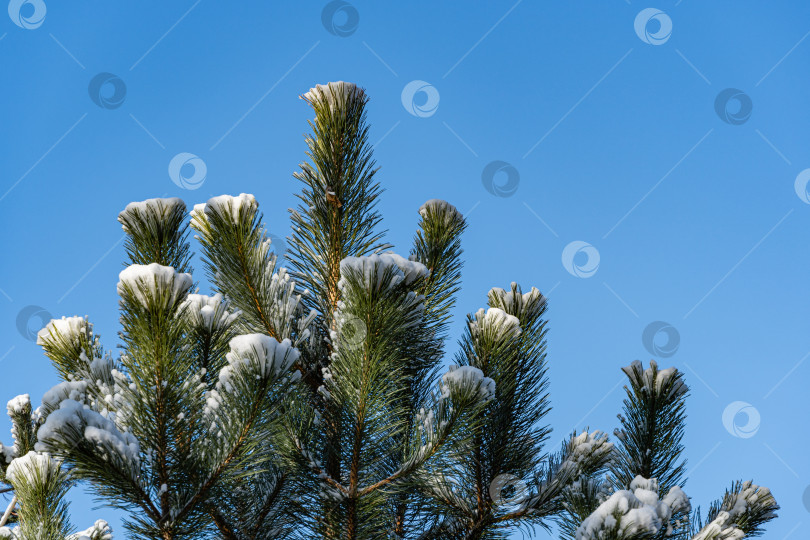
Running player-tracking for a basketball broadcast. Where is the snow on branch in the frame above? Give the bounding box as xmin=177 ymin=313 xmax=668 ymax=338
xmin=220 ymin=334 xmax=301 ymax=390
xmin=35 ymin=400 xmax=140 ymax=471
xmin=5 ymin=451 xmax=63 ymax=488
xmin=202 ymin=193 xmax=257 ymax=224
xmin=118 ymin=197 xmax=191 ymax=272
xmin=179 ymin=293 xmax=239 ymax=332
xmin=621 ymin=359 xmax=686 ymax=400
xmin=36 ymin=381 xmax=88 ymax=421
xmin=575 ymin=476 xmax=690 ymax=540
xmin=69 ymin=519 xmax=113 ymax=540
xmin=419 ymin=198 xmax=463 ymax=224
xmin=190 ymin=193 xmax=313 ymax=346
xmin=470 ymin=306 xmax=521 ymax=341
xmin=6 ymin=395 xmax=29 ymax=418
xmin=560 ymin=431 xmax=613 ymax=475
xmin=488 ymin=283 xmax=546 ymax=322
xmin=118 ymin=197 xmax=185 ymax=236
xmin=36 ymin=316 xmax=89 ymax=348
xmin=440 ymin=365 xmax=496 ymax=404
xmin=339 ymin=253 xmax=428 ymax=292
xmin=692 ymin=481 xmax=778 ymax=540
xmin=6 ymin=395 xmax=33 ymax=459
xmin=34 ymin=315 xmax=115 ymax=393
xmin=189 ymin=202 xmax=208 ymax=231
xmin=117 ymin=263 xmax=192 ymax=309
xmin=333 ymin=254 xmax=427 ymax=355
xmin=1 ymin=516 xmax=112 ymax=540
xmin=515 ymin=430 xmax=613 ymax=520
xmin=302 ymin=81 xmax=363 ymax=111
xmin=204 ymin=334 xmax=301 ymax=439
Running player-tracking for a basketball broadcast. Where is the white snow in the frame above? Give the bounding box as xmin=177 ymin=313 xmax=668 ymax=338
xmin=36 ymin=316 xmax=88 ymax=347
xmin=488 ymin=284 xmax=544 ymax=320
xmin=5 ymin=451 xmax=61 ymax=486
xmin=204 ymin=390 xmax=223 ymax=419
xmin=471 ymin=307 xmax=521 ymax=340
xmin=218 ymin=334 xmax=300 ymax=392
xmin=202 ymin=193 xmax=257 ymax=223
xmin=382 ymin=253 xmax=429 ymax=285
xmin=303 ymin=81 xmax=362 ymax=110
xmin=561 ymin=430 xmax=613 ymax=473
xmin=1 ymin=444 xmax=15 ymax=464
xmin=118 ymin=197 xmax=185 ymax=235
xmin=692 ymin=481 xmax=775 ymax=540
xmin=418 ymin=198 xmax=462 ymax=222
xmin=417 ymin=408 xmax=433 ymax=430
xmin=6 ymin=394 xmax=30 ymax=416
xmin=661 ymin=485 xmax=690 ymax=516
xmin=339 ymin=253 xmax=428 ymax=291
xmin=117 ymin=263 xmax=192 ymax=307
xmin=691 ymin=515 xmax=744 ymax=540
xmin=440 ymin=365 xmax=496 ymax=403
xmin=189 ymin=202 xmax=208 ymax=230
xmin=622 ymin=360 xmax=686 ymax=398
xmin=38 ymin=381 xmax=88 ymax=418
xmin=180 ymin=293 xmax=239 ymax=331
xmin=576 ymin=475 xmax=690 ymax=540
xmin=35 ymin=399 xmax=140 ymax=468
xmin=7 ymin=396 xmax=31 ymax=458
xmin=70 ymin=520 xmax=112 ymax=540
xmin=726 ymin=481 xmax=773 ymax=519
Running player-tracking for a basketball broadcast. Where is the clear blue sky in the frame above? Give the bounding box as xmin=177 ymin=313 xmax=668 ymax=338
xmin=1 ymin=1 xmax=808 ymax=537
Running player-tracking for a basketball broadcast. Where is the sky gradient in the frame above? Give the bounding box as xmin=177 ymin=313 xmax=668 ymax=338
xmin=1 ymin=1 xmax=808 ymax=537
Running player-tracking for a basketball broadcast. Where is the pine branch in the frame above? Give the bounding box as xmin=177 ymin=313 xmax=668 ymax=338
xmin=327 ymin=255 xmax=429 ymax=538
xmin=612 ymin=360 xmax=688 ymax=495
xmin=35 ymin=398 xmax=159 ymax=524
xmin=6 ymin=397 xmax=35 ymax=462
xmin=0 ymin=497 xmax=16 ymax=528
xmin=36 ymin=318 xmax=120 ymax=440
xmin=284 ymin=82 xmax=393 ymax=539
xmin=390 ymin=199 xmax=467 ymax=536
xmin=288 ymin=82 xmax=389 ymax=329
xmin=208 ymin=508 xmax=238 ymax=540
xmin=503 ymin=430 xmax=613 ymax=525
xmin=205 ymin=464 xmax=294 ymax=540
xmin=690 ymin=481 xmax=778 ymax=540
xmin=574 ymin=476 xmax=690 ymax=540
xmin=4 ymin=452 xmax=73 ymax=540
xmin=162 ymin=334 xmax=300 ymax=537
xmin=556 ymin=476 xmax=610 ymax=540
xmin=118 ymin=197 xmax=192 ymax=273
xmin=411 ymin=199 xmax=467 ymax=344
xmin=429 ymin=284 xmax=554 ymax=537
xmin=191 ymin=194 xmax=317 ymax=389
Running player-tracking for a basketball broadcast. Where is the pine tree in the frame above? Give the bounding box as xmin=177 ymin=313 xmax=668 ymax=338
xmin=559 ymin=361 xmax=779 ymax=540
xmin=0 ymin=394 xmax=113 ymax=539
xmin=414 ymin=285 xmax=614 ymax=539
xmin=12 ymin=198 xmax=303 ymax=539
xmin=0 ymin=81 xmax=778 ymax=540
xmin=271 ymin=82 xmax=496 ymax=538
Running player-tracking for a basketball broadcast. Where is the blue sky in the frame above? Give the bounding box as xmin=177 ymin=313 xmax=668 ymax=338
xmin=1 ymin=1 xmax=808 ymax=537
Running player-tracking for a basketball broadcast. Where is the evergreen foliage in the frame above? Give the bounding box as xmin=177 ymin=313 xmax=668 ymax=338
xmin=0 ymin=82 xmax=777 ymax=540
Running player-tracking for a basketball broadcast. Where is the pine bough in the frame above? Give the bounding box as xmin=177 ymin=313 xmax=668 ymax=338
xmin=0 ymin=82 xmax=778 ymax=540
